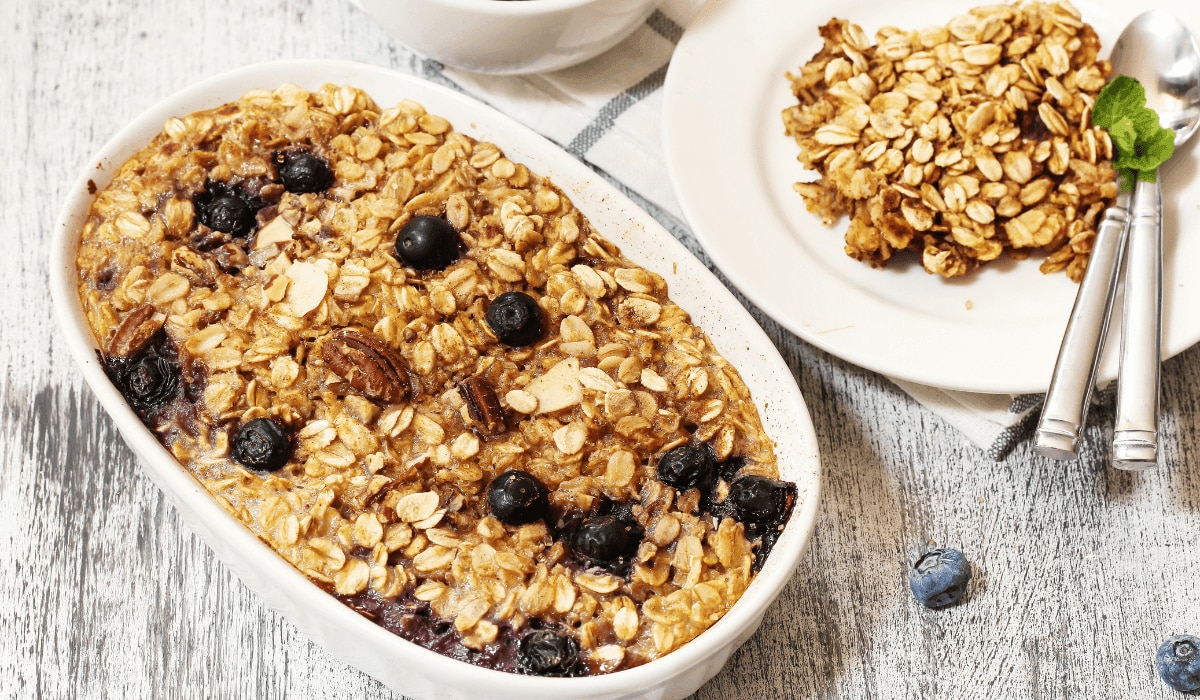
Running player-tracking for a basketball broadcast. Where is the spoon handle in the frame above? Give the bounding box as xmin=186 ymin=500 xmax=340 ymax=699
xmin=1112 ymin=178 xmax=1163 ymax=470
xmin=1034 ymin=188 xmax=1132 ymax=459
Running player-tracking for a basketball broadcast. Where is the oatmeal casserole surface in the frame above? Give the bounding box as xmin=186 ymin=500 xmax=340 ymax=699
xmin=74 ymin=83 xmax=795 ymax=676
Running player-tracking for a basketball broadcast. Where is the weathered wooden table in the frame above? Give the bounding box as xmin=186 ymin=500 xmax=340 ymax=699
xmin=3 ymin=1 xmax=1198 ymax=698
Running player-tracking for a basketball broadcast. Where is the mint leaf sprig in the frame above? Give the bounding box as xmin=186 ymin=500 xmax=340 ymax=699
xmin=1092 ymin=75 xmax=1175 ymax=188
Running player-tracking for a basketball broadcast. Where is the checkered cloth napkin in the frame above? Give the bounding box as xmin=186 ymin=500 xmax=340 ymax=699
xmin=406 ymin=0 xmax=1042 ymax=459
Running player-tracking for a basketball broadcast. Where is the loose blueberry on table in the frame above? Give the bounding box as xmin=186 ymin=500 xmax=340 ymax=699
xmin=485 ymin=291 xmax=544 ymax=346
xmin=393 ymin=215 xmax=460 ymax=270
xmin=1157 ymin=635 xmax=1200 ymax=693
xmin=908 ymin=548 xmax=971 ymax=609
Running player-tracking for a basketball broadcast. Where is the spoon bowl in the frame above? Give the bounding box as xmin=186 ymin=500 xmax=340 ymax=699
xmin=1111 ymin=10 xmax=1200 ymax=146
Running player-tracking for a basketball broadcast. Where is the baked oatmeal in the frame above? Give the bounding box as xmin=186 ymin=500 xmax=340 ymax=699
xmin=74 ymin=83 xmax=795 ymax=676
xmin=782 ymin=1 xmax=1118 ymax=280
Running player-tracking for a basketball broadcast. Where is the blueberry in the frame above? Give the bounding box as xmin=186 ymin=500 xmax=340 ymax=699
xmin=714 ymin=454 xmax=747 ymax=484
xmin=231 ymin=417 xmax=293 ymax=472
xmin=393 ymin=216 xmax=459 ymax=270
xmin=728 ymin=475 xmax=794 ymax=529
xmin=517 ymin=630 xmax=579 ymax=676
xmin=485 ymin=291 xmax=543 ymax=346
xmin=194 ymin=182 xmax=261 ymax=237
xmin=108 ymin=334 xmax=181 ymax=417
xmin=277 ymin=150 xmax=333 ymax=193
xmin=908 ymin=548 xmax=971 ymax=609
xmin=571 ymin=514 xmax=641 ymax=572
xmin=753 ymin=530 xmax=782 ymax=572
xmin=123 ymin=354 xmax=178 ymax=410
xmin=593 ymin=497 xmax=636 ymax=524
xmin=200 ymin=196 xmax=254 ymax=235
xmin=1156 ymin=635 xmax=1200 ymax=693
xmin=656 ymin=443 xmax=715 ymax=490
xmin=487 ymin=470 xmax=549 ymax=525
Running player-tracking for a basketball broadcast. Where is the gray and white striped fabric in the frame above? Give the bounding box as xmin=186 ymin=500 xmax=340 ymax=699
xmin=411 ymin=0 xmax=1041 ymax=459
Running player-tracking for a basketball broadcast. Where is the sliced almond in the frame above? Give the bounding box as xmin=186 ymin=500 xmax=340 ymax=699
xmin=255 ymin=216 xmax=295 ymax=250
xmin=283 ymin=260 xmax=328 ymax=316
xmin=524 ymin=357 xmax=582 ymax=414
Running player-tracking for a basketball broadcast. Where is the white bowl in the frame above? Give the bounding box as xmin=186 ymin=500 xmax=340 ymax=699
xmin=350 ymin=0 xmax=660 ymax=74
xmin=49 ymin=60 xmax=821 ymax=700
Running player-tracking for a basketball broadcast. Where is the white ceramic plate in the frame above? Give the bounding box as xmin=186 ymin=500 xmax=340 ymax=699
xmin=663 ymin=0 xmax=1200 ymax=394
xmin=50 ymin=60 xmax=821 ymax=700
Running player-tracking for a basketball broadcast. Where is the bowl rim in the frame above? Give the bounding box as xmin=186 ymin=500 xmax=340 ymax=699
xmin=49 ymin=58 xmax=822 ymax=696
xmin=361 ymin=0 xmax=614 ymax=17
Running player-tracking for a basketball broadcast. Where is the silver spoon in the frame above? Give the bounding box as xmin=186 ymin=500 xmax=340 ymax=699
xmin=1034 ymin=11 xmax=1200 ymax=463
xmin=1111 ymin=10 xmax=1200 ymax=470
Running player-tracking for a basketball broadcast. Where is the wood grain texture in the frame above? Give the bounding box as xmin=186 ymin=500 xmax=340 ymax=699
xmin=3 ymin=1 xmax=1199 ymax=698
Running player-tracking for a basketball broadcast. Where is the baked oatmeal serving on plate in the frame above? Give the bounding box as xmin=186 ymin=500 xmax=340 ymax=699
xmin=72 ymin=81 xmax=799 ymax=678
xmin=782 ymin=1 xmax=1117 ymax=280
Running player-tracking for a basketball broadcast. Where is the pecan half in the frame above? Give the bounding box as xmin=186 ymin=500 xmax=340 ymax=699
xmin=458 ymin=375 xmax=506 ymax=435
xmin=321 ymin=329 xmax=411 ymax=403
xmin=107 ymin=304 xmax=165 ymax=358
